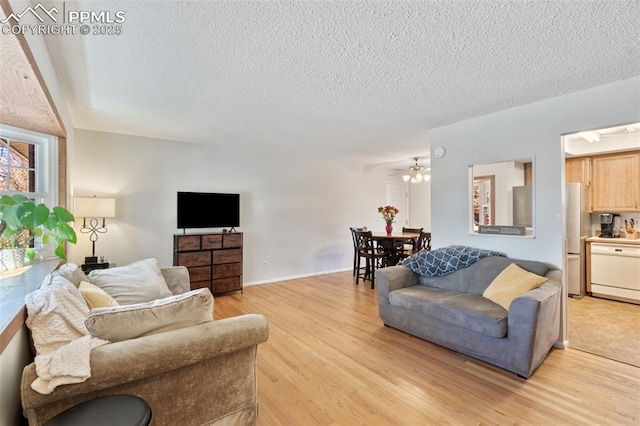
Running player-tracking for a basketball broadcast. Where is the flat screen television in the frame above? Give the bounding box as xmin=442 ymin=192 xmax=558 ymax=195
xmin=177 ymin=192 xmax=240 ymax=229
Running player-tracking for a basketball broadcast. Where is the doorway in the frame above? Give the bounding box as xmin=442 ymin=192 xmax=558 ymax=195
xmin=386 ymin=182 xmax=409 ymax=229
xmin=563 ymin=122 xmax=640 ymax=367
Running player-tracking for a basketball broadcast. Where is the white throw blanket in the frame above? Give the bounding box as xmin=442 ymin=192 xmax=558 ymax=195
xmin=25 ymin=275 xmax=109 ymax=394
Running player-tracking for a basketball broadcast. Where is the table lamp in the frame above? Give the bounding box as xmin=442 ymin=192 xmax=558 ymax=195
xmin=74 ymin=196 xmax=116 ymax=263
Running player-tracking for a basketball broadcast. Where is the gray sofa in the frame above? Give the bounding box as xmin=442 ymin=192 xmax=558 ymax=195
xmin=375 ymin=256 xmax=561 ymax=378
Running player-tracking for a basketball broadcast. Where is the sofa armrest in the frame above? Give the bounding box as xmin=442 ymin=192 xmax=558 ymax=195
xmin=506 ymin=270 xmax=562 ymax=376
xmin=161 ymin=266 xmax=191 ymax=294
xmin=376 ymin=266 xmax=419 ymax=298
xmin=21 ymin=314 xmax=269 ymax=410
xmin=509 ymin=271 xmax=562 ymax=333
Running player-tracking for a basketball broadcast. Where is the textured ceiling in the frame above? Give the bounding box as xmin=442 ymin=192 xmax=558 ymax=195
xmin=32 ymin=0 xmax=640 ymax=168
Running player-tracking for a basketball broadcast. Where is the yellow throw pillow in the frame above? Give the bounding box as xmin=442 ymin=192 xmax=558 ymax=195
xmin=79 ymin=280 xmax=119 ymax=309
xmin=482 ymin=263 xmax=548 ymax=310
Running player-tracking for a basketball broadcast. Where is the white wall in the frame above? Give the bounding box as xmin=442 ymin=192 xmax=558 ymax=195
xmin=409 ymin=180 xmax=431 ymax=231
xmin=431 ymin=77 xmax=640 ymax=263
xmin=430 ymin=76 xmax=640 ymax=344
xmin=69 ymin=130 xmax=391 ymax=284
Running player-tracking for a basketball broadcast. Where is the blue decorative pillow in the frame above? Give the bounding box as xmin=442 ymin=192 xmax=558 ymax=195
xmin=399 ymin=245 xmax=505 ymax=277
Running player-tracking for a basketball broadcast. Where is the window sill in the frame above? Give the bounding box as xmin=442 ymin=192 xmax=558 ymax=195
xmin=0 ymin=258 xmax=61 ymax=354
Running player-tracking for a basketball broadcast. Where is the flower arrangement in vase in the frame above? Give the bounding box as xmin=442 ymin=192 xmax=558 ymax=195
xmin=378 ymin=205 xmax=399 ymax=235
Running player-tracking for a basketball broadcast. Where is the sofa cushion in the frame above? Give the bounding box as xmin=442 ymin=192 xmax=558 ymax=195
xmin=78 ymin=281 xmax=119 ymax=309
xmin=389 ymin=285 xmax=508 ymax=337
xmin=88 ymin=258 xmax=173 ymax=305
xmin=84 ymin=288 xmax=214 ymax=342
xmin=419 ymin=256 xmax=550 ymax=295
xmin=418 ymin=266 xmax=476 ymax=294
xmin=482 ymin=263 xmax=548 ymax=310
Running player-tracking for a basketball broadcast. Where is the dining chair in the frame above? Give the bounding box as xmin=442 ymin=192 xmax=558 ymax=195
xmin=418 ymin=231 xmax=432 ymax=251
xmin=354 ymin=229 xmax=388 ymax=289
xmin=350 ymin=227 xmax=366 ymax=277
xmin=398 ymin=231 xmax=432 ymax=259
xmin=398 ymin=226 xmax=424 ymax=252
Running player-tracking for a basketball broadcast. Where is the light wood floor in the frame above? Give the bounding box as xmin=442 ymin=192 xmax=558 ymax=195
xmin=214 ymin=271 xmax=640 ymax=425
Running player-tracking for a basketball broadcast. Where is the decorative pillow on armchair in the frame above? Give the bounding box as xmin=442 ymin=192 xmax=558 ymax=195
xmin=88 ymin=258 xmax=173 ymax=305
xmin=84 ymin=288 xmax=214 ymax=342
xmin=78 ymin=281 xmax=119 ymax=309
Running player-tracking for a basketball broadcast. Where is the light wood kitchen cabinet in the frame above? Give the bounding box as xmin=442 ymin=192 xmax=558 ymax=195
xmin=591 ymin=151 xmax=640 ymax=212
xmin=565 ymin=157 xmax=591 ymax=185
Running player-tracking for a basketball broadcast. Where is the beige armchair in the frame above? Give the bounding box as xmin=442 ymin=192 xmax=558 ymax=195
xmin=21 ymin=266 xmax=269 ymax=425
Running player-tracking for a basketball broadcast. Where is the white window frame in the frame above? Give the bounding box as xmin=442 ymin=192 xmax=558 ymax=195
xmin=0 ymin=124 xmax=59 ymax=254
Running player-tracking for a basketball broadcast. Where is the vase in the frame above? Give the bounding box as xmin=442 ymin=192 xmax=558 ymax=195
xmin=1 ymin=248 xmax=26 ymax=271
xmin=385 ymin=223 xmax=393 ymax=235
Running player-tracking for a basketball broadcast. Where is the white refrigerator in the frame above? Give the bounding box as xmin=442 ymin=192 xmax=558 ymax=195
xmin=566 ymin=183 xmax=591 ymax=297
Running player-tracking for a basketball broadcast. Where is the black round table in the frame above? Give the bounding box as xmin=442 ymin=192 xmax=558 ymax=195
xmin=44 ymin=395 xmax=152 ymax=426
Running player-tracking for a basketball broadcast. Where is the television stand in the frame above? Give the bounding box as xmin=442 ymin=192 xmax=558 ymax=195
xmin=173 ymin=231 xmax=243 ymax=295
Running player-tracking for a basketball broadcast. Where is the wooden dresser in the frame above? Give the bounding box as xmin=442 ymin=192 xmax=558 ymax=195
xmin=173 ymin=232 xmax=243 ymax=295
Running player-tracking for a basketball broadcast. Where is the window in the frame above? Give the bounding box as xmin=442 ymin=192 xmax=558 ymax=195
xmin=0 ymin=124 xmax=59 ymax=253
xmin=1 ymin=137 xmax=36 ymax=192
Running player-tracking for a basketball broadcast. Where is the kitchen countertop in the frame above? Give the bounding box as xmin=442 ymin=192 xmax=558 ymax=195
xmin=586 ymin=236 xmax=640 ymax=246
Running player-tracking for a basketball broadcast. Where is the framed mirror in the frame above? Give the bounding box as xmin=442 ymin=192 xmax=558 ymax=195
xmin=469 ymin=158 xmax=534 ymax=237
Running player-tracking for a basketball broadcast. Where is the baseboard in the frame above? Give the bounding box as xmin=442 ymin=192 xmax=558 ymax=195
xmin=554 ymin=340 xmax=569 ymax=350
xmin=245 ymin=268 xmax=352 ymax=287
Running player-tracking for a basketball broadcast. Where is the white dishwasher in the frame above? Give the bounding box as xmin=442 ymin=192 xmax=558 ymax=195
xmin=590 ymin=243 xmax=640 ymax=304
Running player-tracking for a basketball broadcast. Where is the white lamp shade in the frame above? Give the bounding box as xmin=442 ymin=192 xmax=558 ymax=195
xmin=74 ymin=197 xmax=116 ymax=218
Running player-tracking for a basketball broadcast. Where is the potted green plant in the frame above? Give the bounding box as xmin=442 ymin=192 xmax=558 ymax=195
xmin=0 ymin=194 xmax=77 ymax=269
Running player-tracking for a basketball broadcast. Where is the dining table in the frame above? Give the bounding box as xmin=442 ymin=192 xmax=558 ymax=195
xmin=371 ymin=231 xmax=420 ymax=266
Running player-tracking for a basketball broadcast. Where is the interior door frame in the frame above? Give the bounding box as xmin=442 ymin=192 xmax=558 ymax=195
xmin=386 ymin=181 xmax=410 ymax=228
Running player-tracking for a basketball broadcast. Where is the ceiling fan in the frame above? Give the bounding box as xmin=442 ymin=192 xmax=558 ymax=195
xmin=402 ymin=157 xmax=430 ymax=183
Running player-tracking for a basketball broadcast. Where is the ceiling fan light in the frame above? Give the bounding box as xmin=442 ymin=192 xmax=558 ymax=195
xmin=424 ymin=174 xmax=431 ymax=181
xmin=403 ymin=157 xmax=429 ymax=184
